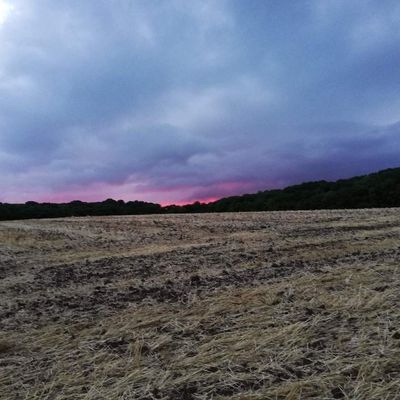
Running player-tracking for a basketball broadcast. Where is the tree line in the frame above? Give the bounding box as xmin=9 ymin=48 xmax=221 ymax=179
xmin=1 ymin=167 xmax=400 ymax=220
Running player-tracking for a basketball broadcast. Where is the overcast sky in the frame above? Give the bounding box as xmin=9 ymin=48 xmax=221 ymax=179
xmin=0 ymin=0 xmax=399 ymax=204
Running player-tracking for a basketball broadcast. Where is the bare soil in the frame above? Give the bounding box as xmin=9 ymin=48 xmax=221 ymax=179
xmin=1 ymin=209 xmax=400 ymax=399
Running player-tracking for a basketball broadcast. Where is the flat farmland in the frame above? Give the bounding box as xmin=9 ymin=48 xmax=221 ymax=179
xmin=1 ymin=209 xmax=400 ymax=399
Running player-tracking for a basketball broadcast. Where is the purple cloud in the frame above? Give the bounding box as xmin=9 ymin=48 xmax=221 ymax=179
xmin=0 ymin=0 xmax=399 ymax=204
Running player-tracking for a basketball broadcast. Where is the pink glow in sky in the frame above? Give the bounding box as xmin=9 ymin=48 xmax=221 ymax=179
xmin=1 ymin=179 xmax=264 ymax=206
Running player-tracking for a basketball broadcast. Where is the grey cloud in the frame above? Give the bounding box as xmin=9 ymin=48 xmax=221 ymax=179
xmin=0 ymin=0 xmax=399 ymax=203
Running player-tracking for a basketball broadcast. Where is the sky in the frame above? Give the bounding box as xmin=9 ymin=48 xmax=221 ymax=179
xmin=0 ymin=0 xmax=399 ymax=205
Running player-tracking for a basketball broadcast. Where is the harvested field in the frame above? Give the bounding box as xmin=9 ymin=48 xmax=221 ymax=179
xmin=1 ymin=209 xmax=400 ymax=399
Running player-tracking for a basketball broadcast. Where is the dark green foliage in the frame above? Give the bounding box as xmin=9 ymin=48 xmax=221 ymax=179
xmin=200 ymin=168 xmax=400 ymax=213
xmin=1 ymin=168 xmax=400 ymax=220
xmin=0 ymin=199 xmax=162 ymax=221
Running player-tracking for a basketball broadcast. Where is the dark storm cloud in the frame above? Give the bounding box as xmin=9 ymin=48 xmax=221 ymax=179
xmin=0 ymin=0 xmax=399 ymax=203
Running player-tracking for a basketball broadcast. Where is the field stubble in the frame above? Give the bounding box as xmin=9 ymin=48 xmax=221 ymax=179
xmin=1 ymin=209 xmax=400 ymax=399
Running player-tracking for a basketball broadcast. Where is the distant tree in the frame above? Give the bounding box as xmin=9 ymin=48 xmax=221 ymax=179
xmin=1 ymin=167 xmax=400 ymax=220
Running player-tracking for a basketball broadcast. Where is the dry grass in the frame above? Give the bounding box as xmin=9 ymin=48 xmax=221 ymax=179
xmin=1 ymin=209 xmax=400 ymax=399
